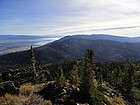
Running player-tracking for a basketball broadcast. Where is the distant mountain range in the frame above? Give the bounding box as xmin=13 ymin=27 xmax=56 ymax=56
xmin=1 ymin=34 xmax=140 ymax=66
xmin=58 ymin=34 xmax=140 ymax=43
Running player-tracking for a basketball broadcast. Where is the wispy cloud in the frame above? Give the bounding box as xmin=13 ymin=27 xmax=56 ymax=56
xmin=0 ymin=0 xmax=140 ymax=37
xmin=61 ymin=26 xmax=140 ymax=34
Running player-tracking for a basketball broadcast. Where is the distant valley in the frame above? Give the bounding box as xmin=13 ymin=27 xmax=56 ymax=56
xmin=0 ymin=35 xmax=61 ymax=55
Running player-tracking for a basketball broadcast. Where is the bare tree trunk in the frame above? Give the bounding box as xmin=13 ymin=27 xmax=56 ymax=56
xmin=30 ymin=46 xmax=36 ymax=84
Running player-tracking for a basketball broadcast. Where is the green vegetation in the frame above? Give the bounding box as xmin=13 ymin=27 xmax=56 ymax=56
xmin=0 ymin=49 xmax=140 ymax=105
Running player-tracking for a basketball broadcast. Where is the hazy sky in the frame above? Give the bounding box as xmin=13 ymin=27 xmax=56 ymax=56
xmin=1 ymin=0 xmax=140 ymax=37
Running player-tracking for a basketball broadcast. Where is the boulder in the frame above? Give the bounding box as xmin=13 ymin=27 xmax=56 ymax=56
xmin=37 ymin=81 xmax=64 ymax=100
xmin=0 ymin=85 xmax=6 ymax=97
xmin=2 ymin=69 xmax=34 ymax=85
xmin=0 ymin=81 xmax=19 ymax=96
xmin=36 ymin=81 xmax=79 ymax=105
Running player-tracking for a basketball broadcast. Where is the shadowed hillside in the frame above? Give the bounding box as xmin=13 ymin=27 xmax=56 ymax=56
xmin=1 ymin=35 xmax=140 ymax=66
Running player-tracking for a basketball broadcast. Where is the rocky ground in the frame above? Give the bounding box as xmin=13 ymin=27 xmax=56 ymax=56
xmin=0 ymin=81 xmax=127 ymax=105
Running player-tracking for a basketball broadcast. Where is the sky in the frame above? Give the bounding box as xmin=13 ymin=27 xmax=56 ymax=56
xmin=1 ymin=0 xmax=140 ymax=37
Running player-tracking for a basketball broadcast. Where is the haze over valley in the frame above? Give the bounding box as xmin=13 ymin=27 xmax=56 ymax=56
xmin=0 ymin=35 xmax=61 ymax=55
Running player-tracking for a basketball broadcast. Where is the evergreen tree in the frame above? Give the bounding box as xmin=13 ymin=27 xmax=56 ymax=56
xmin=123 ymin=60 xmax=135 ymax=95
xmin=58 ymin=66 xmax=67 ymax=85
xmin=69 ymin=62 xmax=81 ymax=85
xmin=102 ymin=63 xmax=109 ymax=82
xmin=80 ymin=49 xmax=97 ymax=104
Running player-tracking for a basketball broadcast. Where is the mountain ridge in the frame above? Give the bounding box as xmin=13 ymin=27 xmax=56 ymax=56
xmin=57 ymin=34 xmax=140 ymax=43
xmin=1 ymin=34 xmax=140 ymax=66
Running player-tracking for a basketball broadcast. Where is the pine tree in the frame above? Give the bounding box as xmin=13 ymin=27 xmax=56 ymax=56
xmin=69 ymin=63 xmax=81 ymax=85
xmin=80 ymin=49 xmax=97 ymax=104
xmin=123 ymin=60 xmax=135 ymax=95
xmin=58 ymin=66 xmax=66 ymax=85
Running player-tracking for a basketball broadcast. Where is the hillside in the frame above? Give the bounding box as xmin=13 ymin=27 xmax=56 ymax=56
xmin=0 ymin=49 xmax=139 ymax=105
xmin=1 ymin=35 xmax=140 ymax=66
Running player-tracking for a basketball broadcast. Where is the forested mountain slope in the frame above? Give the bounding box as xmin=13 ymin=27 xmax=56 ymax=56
xmin=1 ymin=35 xmax=140 ymax=66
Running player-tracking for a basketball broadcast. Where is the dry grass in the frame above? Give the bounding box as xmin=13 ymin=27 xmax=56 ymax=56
xmin=0 ymin=93 xmax=52 ymax=105
xmin=104 ymin=95 xmax=126 ymax=105
xmin=20 ymin=83 xmax=35 ymax=96
xmin=20 ymin=83 xmax=45 ymax=96
xmin=0 ymin=93 xmax=19 ymax=105
xmin=19 ymin=93 xmax=52 ymax=105
xmin=19 ymin=83 xmax=52 ymax=105
xmin=0 ymin=83 xmax=52 ymax=105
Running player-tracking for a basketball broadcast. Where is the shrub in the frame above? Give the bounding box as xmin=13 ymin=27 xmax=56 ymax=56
xmin=19 ymin=93 xmax=52 ymax=105
xmin=20 ymin=83 xmax=35 ymax=96
xmin=0 ymin=93 xmax=19 ymax=105
xmin=132 ymin=88 xmax=140 ymax=102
